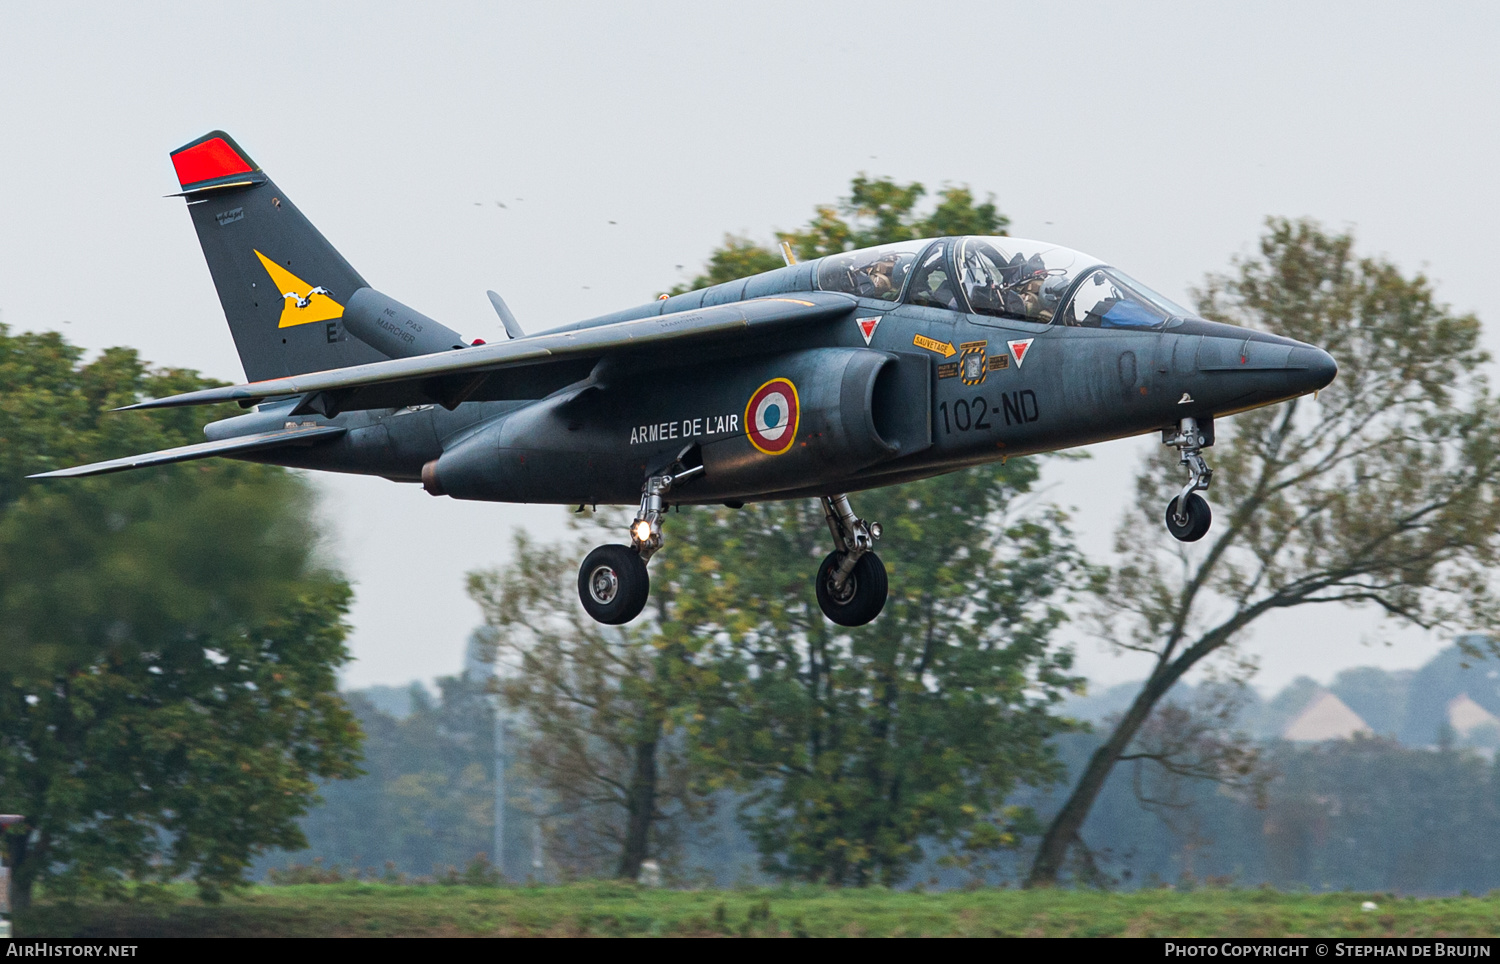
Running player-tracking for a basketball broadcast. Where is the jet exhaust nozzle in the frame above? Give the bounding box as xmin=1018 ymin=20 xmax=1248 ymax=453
xmin=421 ymin=459 xmax=446 ymax=496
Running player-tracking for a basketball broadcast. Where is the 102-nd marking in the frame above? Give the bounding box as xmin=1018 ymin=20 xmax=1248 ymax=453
xmin=938 ymin=390 xmax=1040 ymax=434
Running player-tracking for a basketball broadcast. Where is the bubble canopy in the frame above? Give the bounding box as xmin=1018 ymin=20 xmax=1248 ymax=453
xmin=815 ymin=236 xmax=1190 ymax=329
xmin=815 ymin=241 xmax=927 ymax=302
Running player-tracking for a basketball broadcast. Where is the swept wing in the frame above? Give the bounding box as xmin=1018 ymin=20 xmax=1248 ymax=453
xmin=122 ymin=294 xmax=855 ymax=414
xmin=27 ymin=425 xmax=347 ymax=479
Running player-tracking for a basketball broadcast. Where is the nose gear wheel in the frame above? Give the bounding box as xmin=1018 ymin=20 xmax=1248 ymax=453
xmin=577 ymin=544 xmax=650 ymax=624
xmin=1164 ymin=493 xmax=1212 ymax=542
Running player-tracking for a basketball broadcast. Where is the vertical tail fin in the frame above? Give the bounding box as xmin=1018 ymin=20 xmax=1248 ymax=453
xmin=170 ymin=131 xmax=386 ymax=381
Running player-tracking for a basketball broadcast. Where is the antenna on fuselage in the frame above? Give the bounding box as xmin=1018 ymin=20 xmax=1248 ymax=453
xmin=778 ymin=241 xmax=798 ymax=266
xmin=486 ymin=290 xmax=525 ymax=339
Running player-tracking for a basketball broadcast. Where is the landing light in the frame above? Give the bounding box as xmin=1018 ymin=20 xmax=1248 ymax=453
xmin=632 ymin=520 xmax=654 ymax=543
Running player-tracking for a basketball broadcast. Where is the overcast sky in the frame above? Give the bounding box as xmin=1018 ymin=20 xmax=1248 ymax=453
xmin=2 ymin=1 xmax=1497 ymax=694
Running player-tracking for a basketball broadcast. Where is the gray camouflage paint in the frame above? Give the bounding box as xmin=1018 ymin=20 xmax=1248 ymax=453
xmin=35 ymin=133 xmax=1338 ymax=509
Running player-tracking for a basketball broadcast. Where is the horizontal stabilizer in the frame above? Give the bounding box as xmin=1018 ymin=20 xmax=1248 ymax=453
xmin=28 ymin=425 xmax=346 ymax=479
xmin=118 ymin=293 xmax=856 ymax=414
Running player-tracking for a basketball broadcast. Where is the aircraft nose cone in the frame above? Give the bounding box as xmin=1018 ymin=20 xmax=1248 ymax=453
xmin=1290 ymin=345 xmax=1338 ymax=394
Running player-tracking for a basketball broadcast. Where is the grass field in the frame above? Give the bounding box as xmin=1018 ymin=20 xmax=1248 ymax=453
xmin=14 ymin=883 xmax=1500 ymax=938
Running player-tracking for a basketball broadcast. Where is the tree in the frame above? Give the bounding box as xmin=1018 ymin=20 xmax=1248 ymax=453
xmin=672 ymin=176 xmax=1007 ymax=292
xmin=1107 ymin=679 xmax=1269 ymax=886
xmin=466 ymin=172 xmax=1020 ymax=881
xmin=0 ymin=325 xmax=361 ymax=907
xmin=468 ymin=525 xmax=702 ymax=881
xmin=1026 ymin=219 xmax=1500 ymax=886
xmin=659 ymin=465 xmax=1084 ymax=886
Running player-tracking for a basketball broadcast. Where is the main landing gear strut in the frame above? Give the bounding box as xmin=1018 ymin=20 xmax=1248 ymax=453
xmin=1163 ymin=416 xmax=1213 ymax=543
xmin=576 ymin=465 xmax=704 ymax=625
xmin=576 ymin=474 xmax=891 ymax=627
xmin=814 ymin=494 xmax=888 ymax=626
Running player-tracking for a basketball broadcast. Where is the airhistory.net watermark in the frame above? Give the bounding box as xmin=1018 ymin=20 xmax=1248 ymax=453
xmin=4 ymin=946 xmax=138 ymax=957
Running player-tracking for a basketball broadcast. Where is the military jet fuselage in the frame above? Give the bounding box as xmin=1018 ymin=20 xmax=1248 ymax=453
xmin=37 ymin=132 xmax=1337 ymax=627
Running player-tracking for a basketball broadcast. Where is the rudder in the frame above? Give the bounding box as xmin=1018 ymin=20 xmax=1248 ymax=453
xmin=170 ymin=131 xmax=387 ymax=381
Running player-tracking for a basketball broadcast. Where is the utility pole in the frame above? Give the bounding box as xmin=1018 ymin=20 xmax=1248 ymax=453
xmin=531 ymin=787 xmax=544 ymax=877
xmin=493 ymin=708 xmax=506 ymax=878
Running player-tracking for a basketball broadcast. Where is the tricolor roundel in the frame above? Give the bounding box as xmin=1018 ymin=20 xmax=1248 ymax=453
xmin=745 ymin=378 xmax=800 ymax=456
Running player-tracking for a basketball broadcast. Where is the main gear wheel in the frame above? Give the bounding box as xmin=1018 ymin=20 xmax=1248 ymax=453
xmin=814 ymin=550 xmax=888 ymax=626
xmin=577 ymin=544 xmax=650 ymax=624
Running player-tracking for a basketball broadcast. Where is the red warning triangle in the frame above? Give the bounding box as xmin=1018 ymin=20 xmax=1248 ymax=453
xmin=856 ymin=316 xmax=880 ymax=345
xmin=1008 ymin=338 xmax=1034 ymax=367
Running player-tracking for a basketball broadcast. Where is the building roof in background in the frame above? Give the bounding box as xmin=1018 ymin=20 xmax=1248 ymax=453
xmin=1283 ymin=691 xmax=1374 ymax=742
xmin=1447 ymin=693 xmax=1500 ymax=737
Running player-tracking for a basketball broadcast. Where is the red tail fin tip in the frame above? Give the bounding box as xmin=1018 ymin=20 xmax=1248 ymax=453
xmin=170 ymin=134 xmax=255 ymax=189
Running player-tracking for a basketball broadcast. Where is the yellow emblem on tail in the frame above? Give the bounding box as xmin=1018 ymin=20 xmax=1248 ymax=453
xmin=254 ymin=250 xmax=345 ymax=328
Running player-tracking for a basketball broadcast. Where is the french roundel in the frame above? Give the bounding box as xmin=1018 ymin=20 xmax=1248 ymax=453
xmin=745 ymin=378 xmax=800 ymax=455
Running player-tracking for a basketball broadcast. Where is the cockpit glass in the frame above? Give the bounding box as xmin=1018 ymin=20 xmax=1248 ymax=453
xmin=956 ymin=237 xmax=1093 ymax=324
xmin=815 ymin=241 xmax=926 ymax=302
xmin=1120 ymin=276 xmax=1193 ymax=318
xmin=1061 ymin=268 xmax=1177 ymax=329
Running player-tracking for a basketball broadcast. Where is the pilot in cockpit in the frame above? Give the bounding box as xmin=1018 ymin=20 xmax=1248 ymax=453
xmin=1000 ymin=252 xmax=1054 ymax=322
xmin=860 ymin=254 xmax=901 ymax=300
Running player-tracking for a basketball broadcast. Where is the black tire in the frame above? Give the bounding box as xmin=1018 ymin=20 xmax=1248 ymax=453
xmin=577 ymin=544 xmax=650 ymax=625
xmin=814 ymin=550 xmax=888 ymax=627
xmin=1164 ymin=493 xmax=1212 ymax=542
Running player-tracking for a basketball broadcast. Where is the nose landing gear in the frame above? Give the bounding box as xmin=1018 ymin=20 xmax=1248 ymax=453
xmin=814 ymin=494 xmax=888 ymax=626
xmin=576 ymin=464 xmax=704 ymax=625
xmin=1163 ymin=417 xmax=1213 ymax=543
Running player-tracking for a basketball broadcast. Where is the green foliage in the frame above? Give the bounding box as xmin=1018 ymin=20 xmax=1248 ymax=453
xmin=0 ymin=471 xmax=322 ymax=676
xmin=672 ymin=176 xmax=1008 ymax=293
xmin=653 ymin=464 xmax=1084 ymax=886
xmin=682 ymin=236 xmax=788 ymax=291
xmin=18 ymin=883 xmax=1500 ymax=938
xmin=0 ymin=335 xmax=222 ymax=511
xmin=0 ymin=323 xmax=360 ymax=906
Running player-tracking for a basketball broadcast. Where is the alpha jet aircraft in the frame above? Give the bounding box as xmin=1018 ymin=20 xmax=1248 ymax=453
xmin=34 ymin=131 xmax=1336 ymax=627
